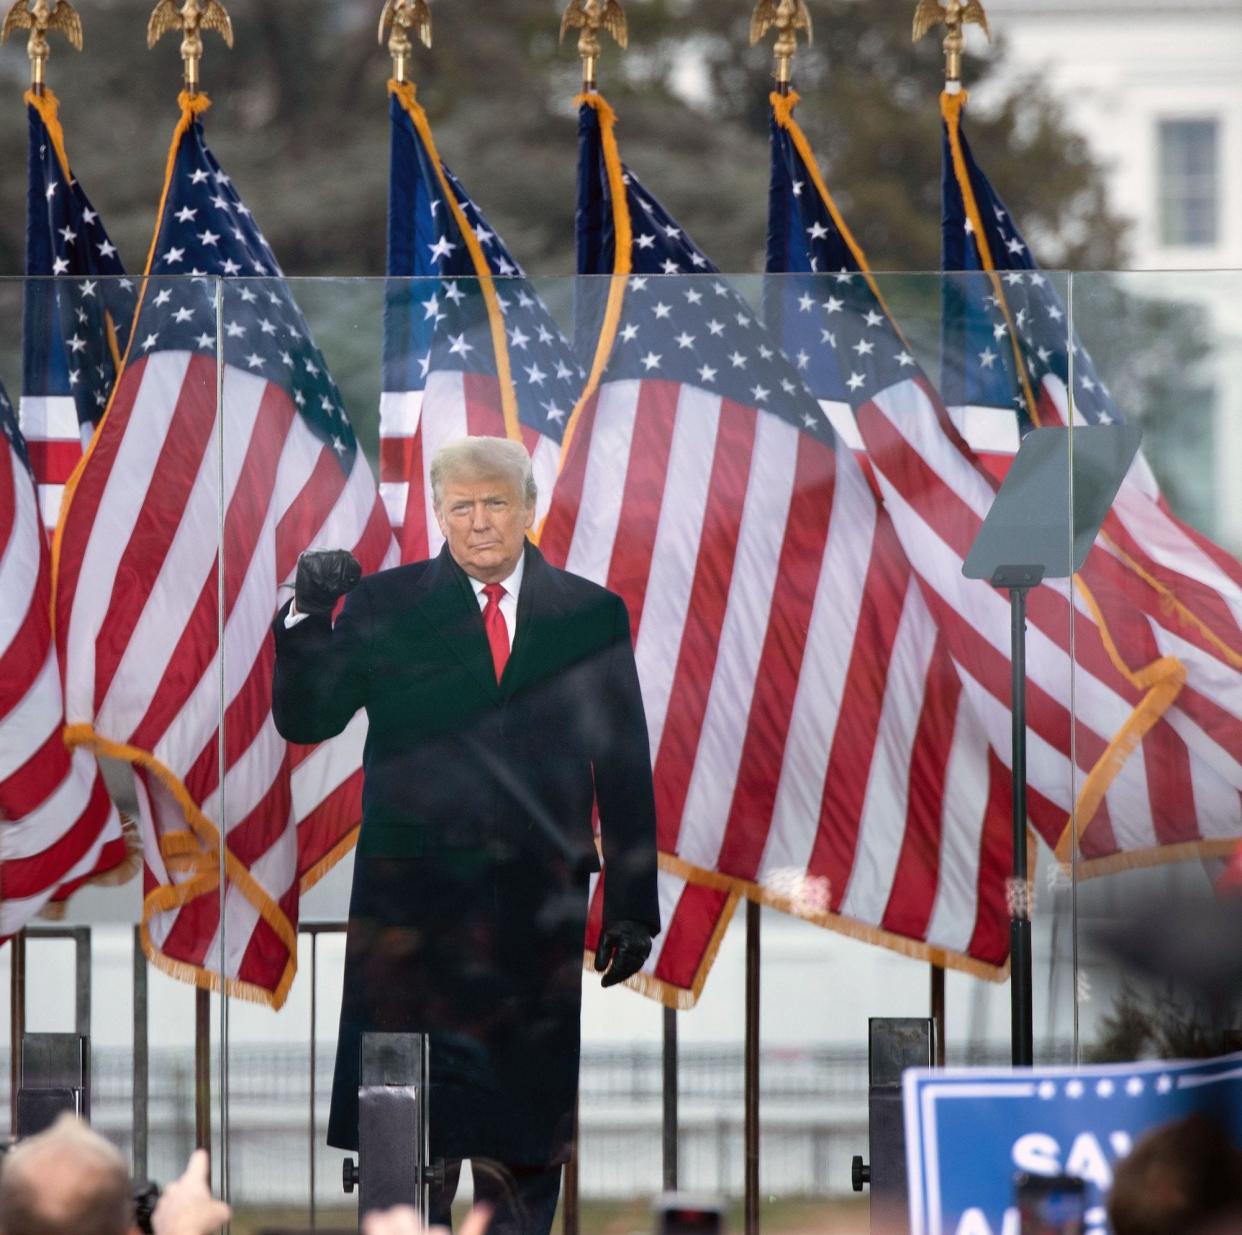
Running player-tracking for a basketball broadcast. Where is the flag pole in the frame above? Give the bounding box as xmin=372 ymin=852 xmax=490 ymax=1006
xmin=930 ymin=964 xmax=946 ymax=1066
xmin=557 ymin=16 xmax=630 ymax=1228
xmin=379 ymin=0 xmax=431 ymax=84
xmin=744 ymin=901 xmax=761 ymax=1235
xmin=9 ymin=931 xmax=24 ymax=1135
xmin=750 ymin=0 xmax=812 ymax=98
xmin=912 ymin=0 xmax=1001 ymax=1067
xmin=0 ymin=0 xmax=83 ymax=97
xmin=146 ymin=0 xmax=234 ymax=97
xmin=146 ymin=0 xmax=235 ymax=1194
xmin=912 ymin=0 xmax=991 ymax=97
xmin=743 ymin=10 xmax=813 ymax=1226
xmin=560 ymin=0 xmax=627 ymax=95
xmin=194 ymin=987 xmax=211 ymax=1150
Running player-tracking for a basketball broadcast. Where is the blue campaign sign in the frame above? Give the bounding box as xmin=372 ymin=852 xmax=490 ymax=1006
xmin=903 ymin=1050 xmax=1242 ymax=1235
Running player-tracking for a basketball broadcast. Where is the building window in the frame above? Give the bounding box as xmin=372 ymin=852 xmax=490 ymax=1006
xmin=1158 ymin=119 xmax=1219 ymax=247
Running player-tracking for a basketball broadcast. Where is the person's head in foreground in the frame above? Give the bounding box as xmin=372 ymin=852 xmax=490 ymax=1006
xmin=1108 ymin=1113 xmax=1242 ymax=1235
xmin=0 ymin=1114 xmax=132 ymax=1235
xmin=0 ymin=1116 xmax=229 ymax=1235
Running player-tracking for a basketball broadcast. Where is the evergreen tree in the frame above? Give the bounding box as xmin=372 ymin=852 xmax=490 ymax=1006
xmin=0 ymin=0 xmax=1128 ymax=277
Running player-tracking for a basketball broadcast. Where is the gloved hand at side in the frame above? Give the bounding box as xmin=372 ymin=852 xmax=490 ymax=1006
xmin=294 ymin=549 xmax=361 ymax=616
xmin=594 ymin=920 xmax=653 ymax=988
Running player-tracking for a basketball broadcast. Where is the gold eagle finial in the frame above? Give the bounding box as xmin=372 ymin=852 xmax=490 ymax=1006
xmin=559 ymin=0 xmax=627 ymax=91
xmin=912 ymin=0 xmax=990 ymax=87
xmin=378 ymin=0 xmax=431 ymax=84
xmin=750 ymin=0 xmax=812 ymax=89
xmin=1 ymin=0 xmax=83 ymax=91
xmin=147 ymin=0 xmax=233 ymax=95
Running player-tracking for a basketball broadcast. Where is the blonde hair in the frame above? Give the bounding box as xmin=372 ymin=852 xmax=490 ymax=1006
xmin=429 ymin=437 xmax=536 ymax=511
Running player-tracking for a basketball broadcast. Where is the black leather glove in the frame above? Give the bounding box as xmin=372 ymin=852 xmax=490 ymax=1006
xmin=594 ymin=920 xmax=653 ymax=988
xmin=294 ymin=549 xmax=361 ymax=616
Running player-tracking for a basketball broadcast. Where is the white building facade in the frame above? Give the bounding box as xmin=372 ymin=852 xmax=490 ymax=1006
xmin=981 ymin=0 xmax=1242 ymax=549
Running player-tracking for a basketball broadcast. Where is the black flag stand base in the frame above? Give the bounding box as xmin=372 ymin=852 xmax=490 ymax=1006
xmin=343 ymin=1033 xmax=435 ymax=1219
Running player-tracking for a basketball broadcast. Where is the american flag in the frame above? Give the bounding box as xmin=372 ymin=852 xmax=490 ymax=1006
xmin=380 ymin=81 xmax=580 ymax=561
xmin=541 ymin=93 xmax=1012 ymax=978
xmin=941 ymin=91 xmax=1242 ymax=870
xmin=767 ymin=90 xmax=1240 ymax=873
xmin=765 ymin=93 xmax=1018 ymax=972
xmin=1 ymin=377 xmax=128 ymax=939
xmin=52 ymin=94 xmax=396 ymax=1005
xmin=21 ymin=89 xmax=134 ymax=534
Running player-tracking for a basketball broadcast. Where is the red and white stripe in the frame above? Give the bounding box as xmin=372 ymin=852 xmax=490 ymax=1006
xmin=18 ymin=394 xmax=90 ymax=535
xmin=1040 ymin=372 xmax=1242 ymax=654
xmin=380 ymin=370 xmax=561 ymax=564
xmin=859 ymin=374 xmax=1242 ymax=869
xmin=542 ymin=377 xmax=1014 ymax=972
xmin=55 ymin=352 xmax=395 ymax=1003
xmin=943 ymin=402 xmax=1022 ymax=486
xmin=1 ymin=425 xmax=126 ymax=939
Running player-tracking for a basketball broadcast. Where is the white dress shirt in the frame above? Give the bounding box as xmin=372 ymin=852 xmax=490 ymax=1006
xmin=285 ymin=553 xmax=525 ymax=643
xmin=468 ymin=553 xmax=524 ymax=647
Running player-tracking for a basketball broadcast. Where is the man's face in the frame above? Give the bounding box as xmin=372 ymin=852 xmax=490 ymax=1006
xmin=435 ymin=471 xmax=535 ymax=583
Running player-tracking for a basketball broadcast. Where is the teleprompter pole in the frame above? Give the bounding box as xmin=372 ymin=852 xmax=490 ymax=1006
xmin=1009 ymin=585 xmax=1033 ymax=1066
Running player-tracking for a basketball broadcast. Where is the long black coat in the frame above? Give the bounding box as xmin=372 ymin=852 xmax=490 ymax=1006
xmin=271 ymin=541 xmax=660 ymax=1164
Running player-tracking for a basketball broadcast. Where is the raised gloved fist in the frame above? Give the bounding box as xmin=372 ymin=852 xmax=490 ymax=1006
xmin=594 ymin=920 xmax=653 ymax=989
xmin=295 ymin=549 xmax=361 ymax=616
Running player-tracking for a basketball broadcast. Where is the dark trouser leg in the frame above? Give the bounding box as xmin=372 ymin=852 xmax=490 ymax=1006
xmin=470 ymin=1160 xmax=563 ymax=1235
xmin=428 ymin=1158 xmax=463 ymax=1228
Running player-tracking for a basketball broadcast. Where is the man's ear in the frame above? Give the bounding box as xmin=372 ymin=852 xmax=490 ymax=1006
xmin=523 ymin=502 xmax=536 ymax=532
xmin=433 ymin=503 xmax=448 ymax=538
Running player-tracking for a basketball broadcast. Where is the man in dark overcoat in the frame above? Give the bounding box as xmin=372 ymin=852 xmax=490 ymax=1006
xmin=271 ymin=437 xmax=660 ymax=1235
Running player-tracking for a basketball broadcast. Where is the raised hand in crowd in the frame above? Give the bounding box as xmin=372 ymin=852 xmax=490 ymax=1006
xmin=151 ymin=1149 xmax=231 ymax=1235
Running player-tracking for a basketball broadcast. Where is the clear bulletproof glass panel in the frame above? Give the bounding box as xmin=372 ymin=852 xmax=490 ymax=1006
xmin=5 ymin=267 xmax=1236 ymax=1232
xmin=0 ymin=273 xmax=226 ymax=1185
xmin=1066 ymin=270 xmax=1242 ymax=1068
xmin=213 ymin=269 xmax=1075 ymax=1229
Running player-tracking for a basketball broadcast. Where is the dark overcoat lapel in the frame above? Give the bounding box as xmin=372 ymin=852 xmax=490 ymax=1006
xmin=405 ymin=544 xmax=502 ymax=703
xmin=503 ymin=544 xmax=569 ymax=700
xmin=409 ymin=541 xmax=577 ymax=705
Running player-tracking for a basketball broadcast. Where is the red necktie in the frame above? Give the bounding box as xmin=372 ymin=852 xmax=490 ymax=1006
xmin=481 ymin=582 xmax=510 ymax=682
